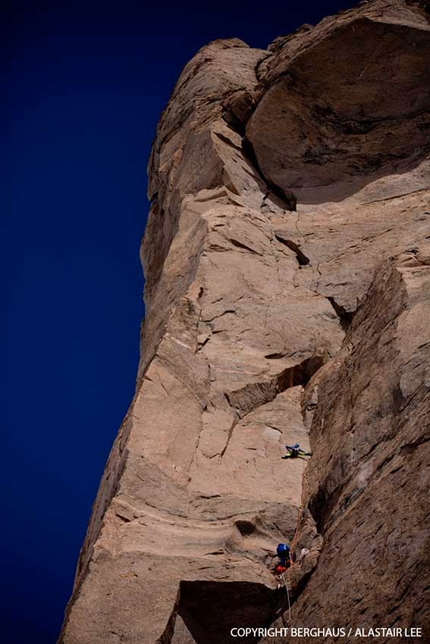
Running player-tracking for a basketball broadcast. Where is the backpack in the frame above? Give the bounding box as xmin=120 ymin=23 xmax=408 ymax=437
xmin=277 ymin=543 xmax=290 ymax=558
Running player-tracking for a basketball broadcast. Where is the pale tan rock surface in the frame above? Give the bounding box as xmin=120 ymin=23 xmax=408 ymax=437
xmin=58 ymin=1 xmax=430 ymax=643
xmin=261 ymin=248 xmax=430 ymax=644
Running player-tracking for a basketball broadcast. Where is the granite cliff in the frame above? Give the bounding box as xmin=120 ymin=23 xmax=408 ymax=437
xmin=58 ymin=1 xmax=430 ymax=642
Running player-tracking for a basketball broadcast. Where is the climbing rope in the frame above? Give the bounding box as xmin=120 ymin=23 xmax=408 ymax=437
xmin=281 ymin=571 xmax=292 ymax=623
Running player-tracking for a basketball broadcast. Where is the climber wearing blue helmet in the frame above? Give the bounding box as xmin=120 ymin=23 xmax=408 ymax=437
xmin=274 ymin=542 xmax=291 ymax=577
xmin=283 ymin=444 xmax=312 ymax=459
xmin=277 ymin=543 xmax=290 ymax=566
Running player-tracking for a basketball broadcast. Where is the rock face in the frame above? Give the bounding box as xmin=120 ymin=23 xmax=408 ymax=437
xmin=265 ymin=250 xmax=430 ymax=643
xmin=58 ymin=1 xmax=430 ymax=643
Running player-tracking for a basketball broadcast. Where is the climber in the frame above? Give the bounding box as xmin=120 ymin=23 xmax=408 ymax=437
xmin=276 ymin=543 xmax=291 ymax=568
xmin=274 ymin=543 xmax=291 ymax=587
xmin=283 ymin=443 xmax=312 ymax=459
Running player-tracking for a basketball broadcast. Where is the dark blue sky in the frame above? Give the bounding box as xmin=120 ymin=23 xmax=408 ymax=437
xmin=2 ymin=1 xmax=356 ymax=642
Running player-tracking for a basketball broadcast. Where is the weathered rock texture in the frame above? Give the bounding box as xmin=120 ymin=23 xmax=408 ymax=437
xmin=58 ymin=1 xmax=430 ymax=643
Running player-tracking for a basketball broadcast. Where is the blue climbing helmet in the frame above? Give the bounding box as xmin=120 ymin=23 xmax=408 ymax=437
xmin=277 ymin=543 xmax=290 ymax=558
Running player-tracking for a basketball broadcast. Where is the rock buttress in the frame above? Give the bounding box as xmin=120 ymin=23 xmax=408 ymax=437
xmin=58 ymin=1 xmax=430 ymax=642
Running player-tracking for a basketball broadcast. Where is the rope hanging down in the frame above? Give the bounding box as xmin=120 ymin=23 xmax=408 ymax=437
xmin=281 ymin=571 xmax=292 ymax=623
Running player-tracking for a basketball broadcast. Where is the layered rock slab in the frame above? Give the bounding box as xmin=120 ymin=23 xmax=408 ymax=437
xmin=58 ymin=1 xmax=430 ymax=642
